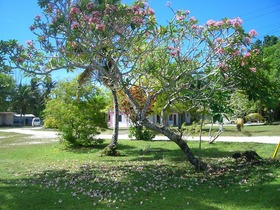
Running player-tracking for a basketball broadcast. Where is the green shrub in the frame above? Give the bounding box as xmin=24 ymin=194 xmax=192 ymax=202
xmin=44 ymin=79 xmax=108 ymax=147
xmin=43 ymin=116 xmax=58 ymax=128
xmin=60 ymin=124 xmax=104 ymax=147
xmin=129 ymin=123 xmax=155 ymax=141
xmin=181 ymin=122 xmax=202 ymax=136
xmin=245 ymin=113 xmax=264 ymax=122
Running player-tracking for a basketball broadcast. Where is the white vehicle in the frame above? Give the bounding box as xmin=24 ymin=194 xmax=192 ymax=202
xmin=32 ymin=117 xmax=41 ymax=126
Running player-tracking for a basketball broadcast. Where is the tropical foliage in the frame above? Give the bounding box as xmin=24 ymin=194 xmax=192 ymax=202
xmin=44 ymin=79 xmax=109 ymax=146
xmin=0 ymin=0 xmax=274 ymax=169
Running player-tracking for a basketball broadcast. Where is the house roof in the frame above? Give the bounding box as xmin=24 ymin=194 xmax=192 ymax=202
xmin=14 ymin=114 xmax=35 ymax=118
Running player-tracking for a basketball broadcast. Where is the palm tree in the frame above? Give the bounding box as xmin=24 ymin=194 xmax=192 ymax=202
xmin=12 ymin=83 xmax=32 ymax=125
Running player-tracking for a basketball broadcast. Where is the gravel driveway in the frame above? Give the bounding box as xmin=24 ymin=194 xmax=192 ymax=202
xmin=0 ymin=127 xmax=59 ymax=146
xmin=0 ymin=127 xmax=59 ymax=139
xmin=0 ymin=127 xmax=279 ymax=145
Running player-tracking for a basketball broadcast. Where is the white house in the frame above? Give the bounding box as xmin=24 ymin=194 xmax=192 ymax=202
xmin=107 ymin=111 xmax=191 ymax=128
xmin=108 ymin=111 xmax=130 ymax=128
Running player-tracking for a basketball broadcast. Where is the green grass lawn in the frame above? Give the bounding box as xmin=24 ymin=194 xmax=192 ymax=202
xmin=0 ymin=131 xmax=279 ymax=209
xmin=103 ymin=125 xmax=280 ymax=137
xmin=213 ymin=124 xmax=280 ymax=137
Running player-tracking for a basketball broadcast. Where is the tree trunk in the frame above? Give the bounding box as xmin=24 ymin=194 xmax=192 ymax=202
xmin=110 ymin=88 xmax=119 ymax=147
xmin=142 ymin=118 xmax=208 ymax=171
xmin=102 ymin=88 xmax=119 ymax=156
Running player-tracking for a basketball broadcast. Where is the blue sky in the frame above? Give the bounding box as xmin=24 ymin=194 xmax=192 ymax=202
xmin=1 ymin=0 xmax=280 ymax=80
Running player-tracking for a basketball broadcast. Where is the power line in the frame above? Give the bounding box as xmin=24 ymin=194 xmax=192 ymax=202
xmin=257 ymin=22 xmax=280 ymax=30
xmin=244 ymin=8 xmax=280 ymax=21
xmin=240 ymin=2 xmax=280 ymax=17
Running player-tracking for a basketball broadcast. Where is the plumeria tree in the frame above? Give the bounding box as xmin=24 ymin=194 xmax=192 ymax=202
xmin=1 ymin=0 xmax=261 ymax=170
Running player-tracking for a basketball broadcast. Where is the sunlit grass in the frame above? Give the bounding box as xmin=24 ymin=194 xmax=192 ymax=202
xmin=0 ymin=132 xmax=279 ymax=209
xmin=215 ymin=124 xmax=280 ymax=136
xmin=102 ymin=125 xmax=280 ymax=137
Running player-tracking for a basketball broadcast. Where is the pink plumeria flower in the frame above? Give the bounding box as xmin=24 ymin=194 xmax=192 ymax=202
xmin=206 ymin=19 xmax=215 ymax=26
xmin=250 ymin=67 xmax=257 ymax=72
xmin=252 ymin=49 xmax=260 ymax=54
xmin=96 ymin=24 xmax=105 ymax=31
xmin=71 ymin=22 xmax=79 ymax=29
xmin=215 ymin=37 xmax=222 ymax=43
xmin=35 ymin=15 xmax=41 ymax=20
xmin=214 ymin=21 xmax=224 ymax=27
xmin=244 ymin=37 xmax=251 ymax=45
xmin=191 ymin=25 xmax=198 ymax=29
xmin=249 ymin=29 xmax=258 ymax=37
xmin=190 ymin=16 xmax=196 ymax=22
xmin=176 ymin=14 xmax=185 ymax=21
xmin=147 ymin=8 xmax=155 ymax=15
xmin=185 ymin=10 xmax=190 ymax=15
xmin=166 ymin=1 xmax=172 ymax=7
xmin=215 ymin=48 xmax=224 ymax=54
xmin=244 ymin=52 xmax=251 ymax=58
xmin=26 ymin=40 xmax=32 ymax=45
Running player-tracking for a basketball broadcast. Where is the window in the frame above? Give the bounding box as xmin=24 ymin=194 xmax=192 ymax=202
xmin=157 ymin=115 xmax=160 ymax=123
xmin=118 ymin=115 xmax=122 ymax=122
xmin=169 ymin=114 xmax=173 ymax=121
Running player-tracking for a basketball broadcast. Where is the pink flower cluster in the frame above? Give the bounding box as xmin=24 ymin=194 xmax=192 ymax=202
xmin=215 ymin=48 xmax=224 ymax=54
xmin=86 ymin=2 xmax=94 ymax=9
xmin=249 ymin=29 xmax=258 ymax=38
xmin=189 ymin=16 xmax=196 ymax=22
xmin=244 ymin=37 xmax=251 ymax=45
xmin=250 ymin=67 xmax=257 ymax=72
xmin=105 ymin=3 xmax=117 ymax=13
xmin=206 ymin=17 xmax=243 ymax=28
xmin=206 ymin=20 xmax=224 ymax=27
xmin=132 ymin=16 xmax=144 ymax=25
xmin=65 ymin=0 xmax=156 ymax=34
xmin=176 ymin=14 xmax=186 ymax=21
xmin=35 ymin=15 xmax=41 ymax=20
xmin=217 ymin=62 xmax=228 ymax=71
xmin=29 ymin=25 xmax=36 ymax=31
xmin=70 ymin=7 xmax=81 ymax=15
xmin=226 ymin=17 xmax=243 ymax=27
xmin=215 ymin=37 xmax=222 ymax=43
xmin=206 ymin=19 xmax=215 ymax=26
xmin=252 ymin=49 xmax=260 ymax=54
xmin=71 ymin=22 xmax=79 ymax=29
xmin=166 ymin=1 xmax=172 ymax=7
xmin=96 ymin=24 xmax=105 ymax=31
xmin=168 ymin=46 xmax=180 ymax=57
xmin=244 ymin=52 xmax=251 ymax=58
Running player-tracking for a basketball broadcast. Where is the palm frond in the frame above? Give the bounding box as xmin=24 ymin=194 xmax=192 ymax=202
xmin=78 ymin=67 xmax=94 ymax=87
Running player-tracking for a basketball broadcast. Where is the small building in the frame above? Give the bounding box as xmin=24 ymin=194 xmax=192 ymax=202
xmin=0 ymin=112 xmax=36 ymax=126
xmin=0 ymin=112 xmax=14 ymax=126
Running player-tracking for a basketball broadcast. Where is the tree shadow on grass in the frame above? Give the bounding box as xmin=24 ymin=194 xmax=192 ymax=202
xmin=128 ymin=141 xmax=244 ymax=163
xmin=1 ymin=158 xmax=279 ymax=210
xmin=62 ymin=142 xmax=138 ymax=154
